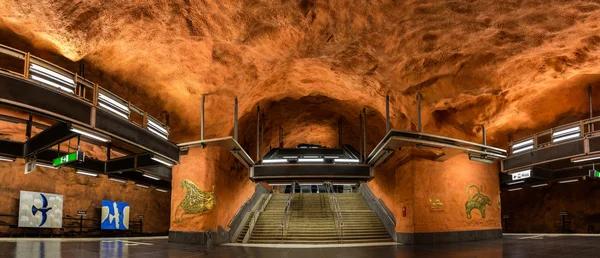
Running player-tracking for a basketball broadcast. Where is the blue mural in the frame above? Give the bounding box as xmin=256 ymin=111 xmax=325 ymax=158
xmin=101 ymin=200 xmax=130 ymax=230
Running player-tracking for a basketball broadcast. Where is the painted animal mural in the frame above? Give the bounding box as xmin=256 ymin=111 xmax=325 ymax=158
xmin=174 ymin=179 xmax=216 ymax=222
xmin=465 ymin=185 xmax=492 ymax=219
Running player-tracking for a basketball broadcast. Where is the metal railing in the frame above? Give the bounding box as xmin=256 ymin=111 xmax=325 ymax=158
xmin=280 ymin=182 xmax=296 ymax=243
xmin=509 ymin=117 xmax=600 ymax=157
xmin=242 ymin=193 xmax=271 ymax=243
xmin=327 ymin=184 xmax=344 ymax=243
xmin=0 ymin=44 xmax=170 ymax=140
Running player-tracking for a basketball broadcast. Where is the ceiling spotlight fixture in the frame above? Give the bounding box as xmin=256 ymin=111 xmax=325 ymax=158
xmin=156 ymin=189 xmax=169 ymax=193
xmin=109 ymin=177 xmax=127 ymax=183
xmin=530 ymin=183 xmax=548 ymax=188
xmin=507 ymin=188 xmax=522 ymax=191
xmin=262 ymin=159 xmax=288 ymax=164
xmin=143 ymin=173 xmax=160 ymax=180
xmin=136 ymin=184 xmax=149 ymax=189
xmin=558 ymin=179 xmax=579 ymax=184
xmin=70 ymin=126 xmax=110 ymax=142
xmin=151 ymin=156 xmax=175 ymax=167
xmin=571 ymin=154 xmax=600 ymax=163
xmin=0 ymin=156 xmax=16 ymax=162
xmin=506 ymin=180 xmax=525 ymax=185
xmin=76 ymin=170 xmax=98 ymax=177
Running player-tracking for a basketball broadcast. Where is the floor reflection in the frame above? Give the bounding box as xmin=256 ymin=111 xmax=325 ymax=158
xmin=15 ymin=241 xmax=61 ymax=258
xmin=100 ymin=240 xmax=128 ymax=258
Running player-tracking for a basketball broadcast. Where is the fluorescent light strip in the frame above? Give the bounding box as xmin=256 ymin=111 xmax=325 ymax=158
xmin=334 ymin=159 xmax=360 ymax=163
xmin=282 ymin=156 xmax=298 ymax=159
xmin=508 ymin=188 xmax=522 ymax=191
xmin=531 ymin=183 xmax=548 ymax=188
xmin=156 ymin=189 xmax=169 ymax=193
xmin=552 ymin=127 xmax=580 ymax=137
xmin=76 ymin=170 xmax=98 ymax=177
xmin=31 ymin=75 xmax=74 ymax=94
xmin=303 ymin=156 xmax=319 ymax=159
xmin=99 ymin=102 xmax=129 ymax=119
xmin=151 ymin=156 xmax=174 ymax=167
xmin=512 ymin=139 xmax=534 ymax=149
xmin=558 ymin=179 xmax=579 ymax=184
xmin=30 ymin=63 xmax=74 ymax=85
xmin=136 ymin=184 xmax=149 ymax=189
xmin=506 ymin=180 xmax=525 ymax=185
xmin=70 ymin=127 xmax=110 ymax=142
xmin=552 ymin=133 xmax=580 ymax=143
xmin=0 ymin=156 xmax=15 ymax=162
xmin=148 ymin=127 xmax=168 ymax=140
xmin=37 ymin=163 xmax=57 ymax=169
xmin=99 ymin=93 xmax=129 ymax=112
xmin=148 ymin=120 xmax=168 ymax=134
xmin=262 ymin=159 xmax=288 ymax=164
xmin=298 ymin=158 xmax=324 ymax=163
xmin=324 ymin=156 xmax=340 ymax=159
xmin=512 ymin=145 xmax=534 ymax=154
xmin=109 ymin=177 xmax=127 ymax=183
xmin=143 ymin=174 xmax=160 ymax=180
xmin=469 ymin=156 xmax=494 ymax=164
xmin=571 ymin=155 xmax=600 ymax=163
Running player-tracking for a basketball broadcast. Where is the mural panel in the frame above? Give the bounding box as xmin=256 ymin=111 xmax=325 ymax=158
xmin=101 ymin=200 xmax=130 ymax=230
xmin=465 ymin=185 xmax=492 ymax=219
xmin=18 ymin=190 xmax=63 ymax=228
xmin=174 ymin=179 xmax=215 ymax=223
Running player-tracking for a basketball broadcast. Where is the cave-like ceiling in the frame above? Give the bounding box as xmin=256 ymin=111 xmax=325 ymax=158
xmin=1 ymin=0 xmax=599 ymax=148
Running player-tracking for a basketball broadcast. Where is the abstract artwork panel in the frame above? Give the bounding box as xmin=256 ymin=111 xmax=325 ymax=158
xmin=18 ymin=190 xmax=63 ymax=228
xmin=101 ymin=200 xmax=130 ymax=230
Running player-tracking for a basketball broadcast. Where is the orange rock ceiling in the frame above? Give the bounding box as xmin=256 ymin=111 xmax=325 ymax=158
xmin=1 ymin=0 xmax=600 ymax=148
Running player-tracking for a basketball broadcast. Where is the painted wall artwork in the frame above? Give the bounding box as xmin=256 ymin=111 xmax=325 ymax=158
xmin=465 ymin=185 xmax=492 ymax=219
xmin=101 ymin=200 xmax=130 ymax=230
xmin=18 ymin=190 xmax=63 ymax=228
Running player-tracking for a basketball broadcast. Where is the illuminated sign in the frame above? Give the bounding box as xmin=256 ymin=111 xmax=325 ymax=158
xmin=589 ymin=169 xmax=600 ymax=179
xmin=511 ymin=170 xmax=531 ymax=180
xmin=53 ymin=151 xmax=84 ymax=167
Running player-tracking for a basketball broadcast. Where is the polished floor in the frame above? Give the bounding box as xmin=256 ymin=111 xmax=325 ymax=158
xmin=1 ymin=234 xmax=600 ymax=257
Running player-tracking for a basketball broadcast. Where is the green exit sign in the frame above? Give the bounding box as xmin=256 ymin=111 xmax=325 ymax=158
xmin=596 ymin=170 xmax=600 ymax=178
xmin=53 ymin=151 xmax=85 ymax=167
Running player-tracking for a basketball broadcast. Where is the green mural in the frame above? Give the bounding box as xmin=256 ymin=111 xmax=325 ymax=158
xmin=465 ymin=185 xmax=492 ymax=219
xmin=174 ymin=179 xmax=216 ymax=223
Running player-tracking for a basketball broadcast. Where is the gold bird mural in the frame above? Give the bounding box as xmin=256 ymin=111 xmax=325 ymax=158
xmin=174 ymin=179 xmax=216 ymax=223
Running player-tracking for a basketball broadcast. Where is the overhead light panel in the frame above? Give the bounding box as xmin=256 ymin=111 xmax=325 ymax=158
xmin=143 ymin=173 xmax=160 ymax=180
xmin=334 ymin=159 xmax=360 ymax=163
xmin=506 ymin=180 xmax=525 ymax=185
xmin=98 ymin=102 xmax=129 ymax=119
xmin=303 ymin=156 xmax=319 ymax=159
xmin=147 ymin=119 xmax=168 ymax=134
xmin=262 ymin=159 xmax=288 ymax=164
xmin=30 ymin=63 xmax=74 ymax=85
xmin=552 ymin=127 xmax=580 ymax=138
xmin=324 ymin=156 xmax=340 ymax=159
xmin=70 ymin=126 xmax=110 ymax=142
xmin=571 ymin=154 xmax=600 ymax=163
xmin=512 ymin=139 xmax=534 ymax=150
xmin=530 ymin=183 xmax=548 ymax=188
xmin=148 ymin=127 xmax=168 ymax=140
xmin=0 ymin=156 xmax=16 ymax=162
xmin=282 ymin=156 xmax=298 ymax=159
xmin=109 ymin=177 xmax=127 ymax=184
xmin=151 ymin=156 xmax=175 ymax=167
xmin=156 ymin=189 xmax=169 ymax=193
xmin=136 ymin=184 xmax=149 ymax=189
xmin=37 ymin=163 xmax=57 ymax=169
xmin=298 ymin=158 xmax=324 ymax=163
xmin=507 ymin=188 xmax=522 ymax=191
xmin=553 ymin=133 xmax=580 ymax=143
xmin=558 ymin=179 xmax=579 ymax=184
xmin=468 ymin=155 xmax=494 ymax=164
xmin=99 ymin=93 xmax=129 ymax=112
xmin=76 ymin=170 xmax=98 ymax=177
xmin=512 ymin=145 xmax=534 ymax=154
xmin=30 ymin=75 xmax=74 ymax=94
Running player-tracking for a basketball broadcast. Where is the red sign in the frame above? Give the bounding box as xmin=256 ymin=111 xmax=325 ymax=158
xmin=402 ymin=206 xmax=406 ymax=217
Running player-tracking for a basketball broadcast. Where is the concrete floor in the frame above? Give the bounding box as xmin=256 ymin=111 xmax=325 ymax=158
xmin=1 ymin=234 xmax=600 ymax=257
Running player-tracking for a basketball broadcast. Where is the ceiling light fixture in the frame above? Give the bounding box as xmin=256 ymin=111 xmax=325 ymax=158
xmin=148 ymin=127 xmax=168 ymax=140
xmin=571 ymin=154 xmax=600 ymax=163
xmin=70 ymin=126 xmax=110 ymax=142
xmin=151 ymin=156 xmax=175 ymax=167
xmin=30 ymin=63 xmax=74 ymax=84
xmin=334 ymin=159 xmax=360 ymax=163
xmin=506 ymin=180 xmax=525 ymax=185
xmin=30 ymin=75 xmax=74 ymax=94
xmin=37 ymin=163 xmax=57 ymax=169
xmin=147 ymin=119 xmax=168 ymax=134
xmin=98 ymin=93 xmax=129 ymax=112
xmin=507 ymin=188 xmax=522 ymax=191
xmin=0 ymin=156 xmax=16 ymax=162
xmin=552 ymin=127 xmax=580 ymax=138
xmin=553 ymin=133 xmax=580 ymax=143
xmin=298 ymin=158 xmax=325 ymax=163
xmin=143 ymin=173 xmax=160 ymax=180
xmin=136 ymin=184 xmax=149 ymax=189
xmin=76 ymin=170 xmax=98 ymax=177
xmin=558 ymin=179 xmax=579 ymax=184
xmin=98 ymin=102 xmax=129 ymax=119
xmin=156 ymin=189 xmax=169 ymax=193
xmin=530 ymin=183 xmax=548 ymax=188
xmin=512 ymin=145 xmax=534 ymax=154
xmin=109 ymin=177 xmax=127 ymax=183
xmin=468 ymin=155 xmax=494 ymax=164
xmin=512 ymin=139 xmax=534 ymax=150
xmin=262 ymin=159 xmax=288 ymax=164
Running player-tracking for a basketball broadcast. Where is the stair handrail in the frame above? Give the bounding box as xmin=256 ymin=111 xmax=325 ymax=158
xmin=327 ymin=184 xmax=344 ymax=243
xmin=280 ymin=182 xmax=295 ymax=243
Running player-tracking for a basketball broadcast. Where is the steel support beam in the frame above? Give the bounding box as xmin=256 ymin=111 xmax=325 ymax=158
xmin=234 ymin=97 xmax=238 ymax=141
xmin=23 ymin=122 xmax=76 ymax=157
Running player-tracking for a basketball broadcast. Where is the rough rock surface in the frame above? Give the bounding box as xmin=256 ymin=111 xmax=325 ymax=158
xmin=1 ymin=0 xmax=599 ymax=147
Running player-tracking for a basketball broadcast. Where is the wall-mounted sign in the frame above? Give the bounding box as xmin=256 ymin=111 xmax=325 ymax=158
xmin=512 ymin=170 xmax=531 ymax=180
xmin=25 ymin=159 xmax=36 ymax=174
xmin=53 ymin=151 xmax=84 ymax=167
xmin=429 ymin=199 xmax=444 ymax=211
xmin=18 ymin=190 xmax=63 ymax=228
xmin=77 ymin=211 xmax=86 ymax=216
xmin=559 ymin=211 xmax=568 ymax=216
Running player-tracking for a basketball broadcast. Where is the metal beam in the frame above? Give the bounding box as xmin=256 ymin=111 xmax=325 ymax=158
xmin=256 ymin=104 xmax=260 ymax=162
xmin=23 ymin=122 xmax=76 ymax=157
xmin=234 ymin=97 xmax=238 ymax=141
xmin=178 ymin=136 xmax=255 ymax=168
xmin=386 ymin=95 xmax=390 ymax=133
xmin=417 ymin=92 xmax=422 ymax=132
xmin=201 ymin=95 xmax=205 ymax=141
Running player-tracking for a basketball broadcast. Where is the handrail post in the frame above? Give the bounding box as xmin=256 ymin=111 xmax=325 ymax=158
xmin=23 ymin=52 xmax=30 ymax=79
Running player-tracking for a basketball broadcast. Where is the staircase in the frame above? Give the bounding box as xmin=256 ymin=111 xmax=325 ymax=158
xmin=241 ymin=193 xmax=392 ymax=244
